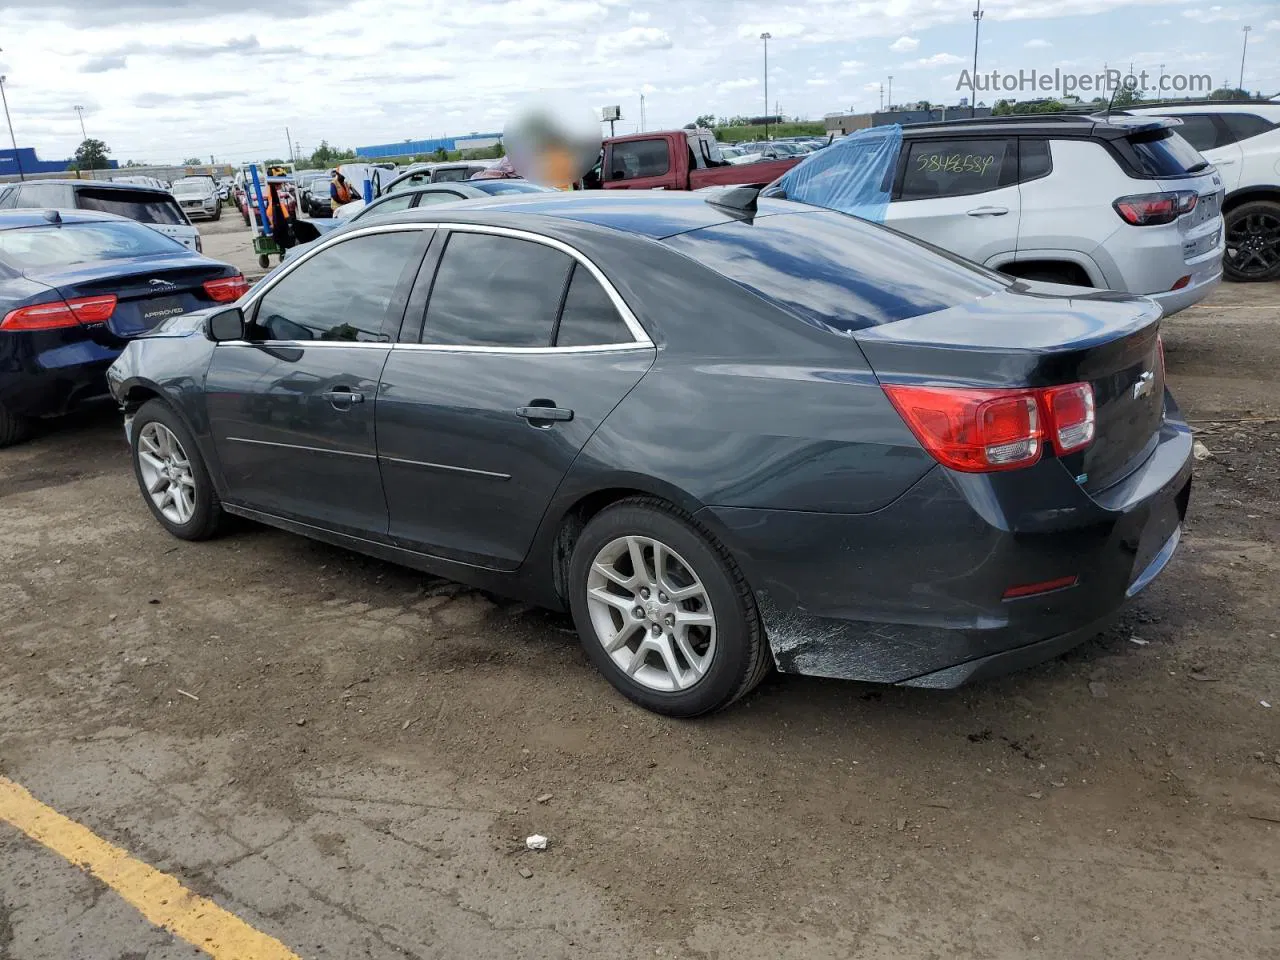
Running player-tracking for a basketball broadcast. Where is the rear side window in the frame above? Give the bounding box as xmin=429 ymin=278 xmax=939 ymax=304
xmin=1019 ymin=139 xmax=1052 ymax=182
xmin=421 ymin=232 xmax=573 ymax=347
xmin=899 ymin=138 xmax=1013 ymax=200
xmin=15 ymin=183 xmax=70 ymax=208
xmin=0 ymin=221 xmax=184 ymax=270
xmin=1167 ymin=114 xmax=1221 ymax=152
xmin=76 ymin=189 xmax=187 ymax=225
xmin=554 ymin=264 xmax=631 ymax=346
xmin=1124 ymin=130 xmax=1207 ymax=177
xmin=608 ymin=139 xmax=671 ymax=181
xmin=664 ymin=211 xmax=1008 ymax=335
xmin=1220 ymin=113 xmax=1275 ymax=145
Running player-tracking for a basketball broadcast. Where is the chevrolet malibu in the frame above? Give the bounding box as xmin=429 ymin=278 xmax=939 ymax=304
xmin=107 ymin=192 xmax=1192 ymax=716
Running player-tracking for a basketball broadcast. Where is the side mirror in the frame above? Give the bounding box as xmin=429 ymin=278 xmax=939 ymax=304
xmin=206 ymin=306 xmax=245 ymax=342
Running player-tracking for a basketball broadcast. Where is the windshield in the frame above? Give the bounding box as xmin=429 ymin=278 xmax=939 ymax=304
xmin=0 ymin=221 xmax=186 ymax=271
xmin=172 ymin=180 xmax=210 ymax=196
xmin=76 ymin=189 xmax=188 ymax=225
xmin=467 ymin=181 xmax=552 ymax=195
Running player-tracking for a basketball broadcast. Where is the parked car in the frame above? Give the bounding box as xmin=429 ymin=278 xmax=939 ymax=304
xmin=333 ymin=163 xmax=505 ymax=219
xmin=330 ymin=179 xmax=553 ymax=223
xmin=108 ymin=191 xmax=1190 ymax=717
xmin=597 ymin=130 xmax=800 ymax=190
xmin=297 ymin=173 xmax=333 ymax=218
xmin=0 ymin=209 xmax=244 ymax=446
xmin=789 ymin=115 xmax=1224 ymax=316
xmin=110 ymin=175 xmax=167 ymax=191
xmin=0 ymin=180 xmax=202 ymax=252
xmin=1119 ymin=100 xmax=1280 ymax=281
xmin=170 ymin=176 xmax=222 ymax=221
xmin=737 ymin=141 xmax=805 ymax=160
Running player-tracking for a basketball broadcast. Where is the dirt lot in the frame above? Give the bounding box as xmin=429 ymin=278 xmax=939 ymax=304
xmin=1 ymin=280 xmax=1277 ymax=959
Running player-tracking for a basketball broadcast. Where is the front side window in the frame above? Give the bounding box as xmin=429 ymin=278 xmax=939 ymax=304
xmin=420 ymin=232 xmax=572 ymax=347
xmin=608 ymin=139 xmax=671 ymax=181
xmin=899 ymin=138 xmax=1012 ymax=200
xmin=252 ymin=231 xmax=424 ymax=342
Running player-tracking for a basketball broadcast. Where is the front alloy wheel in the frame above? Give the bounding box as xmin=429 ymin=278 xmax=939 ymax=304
xmin=136 ymin=421 xmax=197 ymax=525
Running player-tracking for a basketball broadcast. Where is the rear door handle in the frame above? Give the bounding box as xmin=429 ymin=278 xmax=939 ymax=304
xmin=323 ymin=388 xmax=364 ymax=406
xmin=517 ymin=404 xmax=574 ymax=423
xmin=966 ymin=206 xmax=1009 ymax=217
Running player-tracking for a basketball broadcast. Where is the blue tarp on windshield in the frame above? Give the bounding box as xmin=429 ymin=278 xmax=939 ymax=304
xmin=760 ymin=124 xmax=902 ymax=224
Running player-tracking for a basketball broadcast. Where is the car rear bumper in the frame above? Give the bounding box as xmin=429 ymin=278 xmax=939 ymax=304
xmin=698 ymin=396 xmax=1193 ymax=686
xmin=0 ymin=354 xmax=118 ymax=417
xmin=1145 ymin=263 xmax=1222 ymax=316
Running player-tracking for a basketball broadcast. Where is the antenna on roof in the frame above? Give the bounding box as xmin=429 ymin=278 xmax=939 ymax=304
xmin=1103 ymin=75 xmax=1120 ymax=122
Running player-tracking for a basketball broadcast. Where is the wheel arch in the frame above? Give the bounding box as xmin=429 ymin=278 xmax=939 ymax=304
xmin=1223 ymin=185 xmax=1280 ymax=213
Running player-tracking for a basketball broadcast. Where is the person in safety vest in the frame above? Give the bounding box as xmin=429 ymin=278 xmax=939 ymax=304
xmin=330 ymin=170 xmax=358 ymax=212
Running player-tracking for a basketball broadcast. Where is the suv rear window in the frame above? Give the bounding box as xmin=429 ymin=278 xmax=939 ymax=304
xmin=1124 ymin=130 xmax=1208 ymax=178
xmin=76 ymin=188 xmax=188 ymax=225
xmin=663 ymin=210 xmax=1008 ymax=334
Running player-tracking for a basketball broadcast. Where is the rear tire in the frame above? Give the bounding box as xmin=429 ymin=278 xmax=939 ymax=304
xmin=129 ymin=399 xmax=224 ymax=541
xmin=1224 ymin=200 xmax=1280 ymax=282
xmin=0 ymin=404 xmax=32 ymax=448
xmin=567 ymin=498 xmax=771 ymax=717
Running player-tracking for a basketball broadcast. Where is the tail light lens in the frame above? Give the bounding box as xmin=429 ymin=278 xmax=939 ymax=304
xmin=1 ymin=294 xmax=117 ymax=331
xmin=884 ymin=382 xmax=1096 ymax=473
xmin=203 ymin=275 xmax=249 ymax=302
xmin=1113 ymin=190 xmax=1198 ymax=226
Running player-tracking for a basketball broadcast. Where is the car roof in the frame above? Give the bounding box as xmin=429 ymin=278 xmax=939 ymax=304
xmin=368 ymin=190 xmax=801 ymax=240
xmin=902 ymin=114 xmax=1173 ymax=140
xmin=8 ymin=178 xmax=173 ymax=193
xmin=0 ymin=208 xmax=130 ymax=230
xmin=1124 ymin=102 xmax=1280 ymax=119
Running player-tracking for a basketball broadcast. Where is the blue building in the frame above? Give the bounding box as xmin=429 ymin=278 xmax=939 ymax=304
xmin=356 ymin=133 xmax=502 ymax=159
xmin=1 ymin=146 xmax=119 ymax=177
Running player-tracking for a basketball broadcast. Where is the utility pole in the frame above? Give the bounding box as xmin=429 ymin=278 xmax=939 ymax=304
xmin=879 ymin=82 xmax=884 ymax=112
xmin=73 ymin=104 xmax=92 ymax=178
xmin=639 ymin=93 xmax=646 ymax=132
xmin=1158 ymin=63 xmax=1165 ymax=95
xmin=887 ymin=76 xmax=893 ymax=111
xmin=285 ymin=126 xmax=294 ymax=165
xmin=760 ymin=32 xmax=772 ymax=139
xmin=0 ymin=74 xmax=22 ymax=181
xmin=971 ymin=0 xmax=984 ymax=117
xmin=1239 ymin=25 xmax=1251 ymax=93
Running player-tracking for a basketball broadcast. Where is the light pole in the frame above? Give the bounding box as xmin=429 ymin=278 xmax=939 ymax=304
xmin=887 ymin=75 xmax=893 ymax=111
xmin=73 ymin=104 xmax=92 ymax=178
xmin=760 ymin=32 xmax=771 ymax=140
xmin=971 ymin=0 xmax=983 ymax=117
xmin=0 ymin=74 xmax=22 ymax=181
xmin=1158 ymin=63 xmax=1165 ymax=96
xmin=1238 ymin=25 xmax=1251 ymax=93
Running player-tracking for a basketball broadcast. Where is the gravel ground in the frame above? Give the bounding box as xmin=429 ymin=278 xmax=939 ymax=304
xmin=0 ymin=279 xmax=1277 ymax=960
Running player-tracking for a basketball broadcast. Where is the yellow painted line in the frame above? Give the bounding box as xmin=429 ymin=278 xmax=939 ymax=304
xmin=0 ymin=775 xmax=301 ymax=960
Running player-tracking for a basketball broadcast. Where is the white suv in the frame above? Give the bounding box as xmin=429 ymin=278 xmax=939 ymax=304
xmin=1122 ymin=100 xmax=1280 ymax=282
xmin=877 ymin=116 xmax=1225 ymax=316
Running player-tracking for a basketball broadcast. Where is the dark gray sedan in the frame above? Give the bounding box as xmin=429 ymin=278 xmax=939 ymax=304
xmin=107 ymin=191 xmax=1191 ymax=716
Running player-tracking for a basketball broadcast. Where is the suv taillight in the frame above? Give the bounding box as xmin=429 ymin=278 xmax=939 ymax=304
xmin=883 ymin=382 xmax=1096 ymax=473
xmin=1113 ymin=190 xmax=1198 ymax=226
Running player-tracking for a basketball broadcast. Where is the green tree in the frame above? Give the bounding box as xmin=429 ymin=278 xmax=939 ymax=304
xmin=182 ymin=156 xmax=202 ymax=165
xmin=72 ymin=138 xmax=110 ymax=171
xmin=433 ymin=147 xmax=448 ymax=161
xmin=1209 ymin=87 xmax=1250 ymax=100
xmin=694 ymin=113 xmax=716 ymax=128
xmin=1112 ymin=86 xmax=1144 ymax=107
xmin=307 ymin=140 xmax=356 ymax=168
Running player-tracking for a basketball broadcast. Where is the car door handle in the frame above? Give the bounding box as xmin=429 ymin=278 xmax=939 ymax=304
xmin=966 ymin=206 xmax=1009 ymax=217
xmin=517 ymin=404 xmax=574 ymax=423
xmin=1214 ymin=158 xmax=1235 ymax=165
xmin=323 ymin=388 xmax=364 ymax=406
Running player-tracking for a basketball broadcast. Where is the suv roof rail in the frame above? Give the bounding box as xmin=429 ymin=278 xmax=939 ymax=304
xmin=904 ymin=114 xmax=1095 ymax=127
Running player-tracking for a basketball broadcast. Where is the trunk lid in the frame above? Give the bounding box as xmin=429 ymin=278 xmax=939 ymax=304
xmin=45 ymin=256 xmax=233 ymax=338
xmin=855 ymin=284 xmax=1165 ymax=492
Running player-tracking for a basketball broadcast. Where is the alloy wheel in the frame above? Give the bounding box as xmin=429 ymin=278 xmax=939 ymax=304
xmin=585 ymin=535 xmax=717 ymax=692
xmin=137 ymin=422 xmax=197 ymax=525
xmin=1225 ymin=209 xmax=1280 ymax=279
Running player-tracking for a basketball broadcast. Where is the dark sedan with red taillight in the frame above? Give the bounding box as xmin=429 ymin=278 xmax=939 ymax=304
xmin=0 ymin=209 xmax=245 ymax=446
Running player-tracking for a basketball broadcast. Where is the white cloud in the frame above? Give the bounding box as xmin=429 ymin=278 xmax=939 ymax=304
xmin=890 ymin=36 xmax=919 ymax=52
xmin=1024 ymin=38 xmax=1051 ymax=48
xmin=716 ymin=77 xmax=759 ymax=93
xmin=596 ymin=26 xmax=672 ymax=56
xmin=493 ymin=37 xmax=580 ymax=56
xmin=1181 ymin=5 xmax=1246 ymax=23
xmin=806 ymin=78 xmax=833 ymax=86
xmin=736 ymin=22 xmax=807 ymax=41
xmin=838 ymin=59 xmax=865 ymax=75
xmin=1265 ymin=20 xmax=1280 ymax=31
xmin=628 ymin=10 xmax=649 ymax=23
xmin=903 ymin=52 xmax=966 ymax=69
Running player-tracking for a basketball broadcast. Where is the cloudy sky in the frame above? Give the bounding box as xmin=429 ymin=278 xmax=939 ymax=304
xmin=1 ymin=0 xmax=1276 ymax=165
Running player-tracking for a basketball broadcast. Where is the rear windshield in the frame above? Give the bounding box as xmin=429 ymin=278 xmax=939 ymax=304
xmin=76 ymin=188 xmax=188 ymax=225
xmin=0 ymin=221 xmax=186 ymax=271
xmin=467 ymin=181 xmax=551 ymax=195
xmin=1125 ymin=130 xmax=1208 ymax=178
xmin=663 ymin=209 xmax=1008 ymax=334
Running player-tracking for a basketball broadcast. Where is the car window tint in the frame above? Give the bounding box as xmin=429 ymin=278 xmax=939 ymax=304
xmin=253 ymin=231 xmax=423 ymax=342
xmin=76 ymin=189 xmax=188 ymax=225
xmin=1124 ymin=130 xmax=1206 ymax=176
xmin=421 ymin=232 xmax=572 ymax=347
xmin=15 ymin=183 xmax=69 ymax=208
xmin=664 ymin=210 xmax=1008 ymax=334
xmin=431 ymin=168 xmax=470 ymax=182
xmin=609 ymin=139 xmax=671 ymax=180
xmin=554 ymin=264 xmax=632 ymax=346
xmin=415 ymin=192 xmax=464 ymax=205
xmin=355 ymin=193 xmax=415 ymax=220
xmin=0 ymin=187 xmax=15 ymax=209
xmin=900 ymin=138 xmax=1011 ymax=200
xmin=1220 ymin=112 xmax=1274 ymax=145
xmin=1019 ymin=138 xmax=1052 ymax=182
xmin=1167 ymin=115 xmax=1221 ymax=152
xmin=467 ymin=181 xmax=551 ymax=195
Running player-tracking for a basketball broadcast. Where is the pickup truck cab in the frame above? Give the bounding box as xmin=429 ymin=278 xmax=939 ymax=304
xmin=601 ymin=129 xmax=800 ymax=190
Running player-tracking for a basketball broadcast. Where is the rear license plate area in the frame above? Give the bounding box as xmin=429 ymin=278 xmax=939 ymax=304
xmin=139 ymin=297 xmax=186 ymax=325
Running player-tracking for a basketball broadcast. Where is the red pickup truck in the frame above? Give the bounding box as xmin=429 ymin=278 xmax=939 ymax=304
xmin=597 ymin=129 xmax=801 ymax=191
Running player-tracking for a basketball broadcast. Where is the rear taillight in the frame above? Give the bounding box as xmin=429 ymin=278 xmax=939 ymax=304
xmin=203 ymin=275 xmax=249 ymax=302
xmin=1113 ymin=190 xmax=1198 ymax=226
xmin=884 ymin=382 xmax=1096 ymax=473
xmin=0 ymin=294 xmax=117 ymax=331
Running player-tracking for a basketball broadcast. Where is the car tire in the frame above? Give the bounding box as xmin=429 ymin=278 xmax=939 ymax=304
xmin=0 ymin=404 xmax=32 ymax=448
xmin=567 ymin=497 xmax=771 ymax=717
xmin=1224 ymin=200 xmax=1280 ymax=282
xmin=210 ymin=201 xmax=222 ymax=221
xmin=129 ymin=399 xmax=224 ymax=541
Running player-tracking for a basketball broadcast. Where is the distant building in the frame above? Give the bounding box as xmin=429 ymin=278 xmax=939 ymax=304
xmin=1 ymin=146 xmax=120 ymax=177
xmin=824 ymin=104 xmax=992 ymax=135
xmin=356 ymin=133 xmax=502 ymax=159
